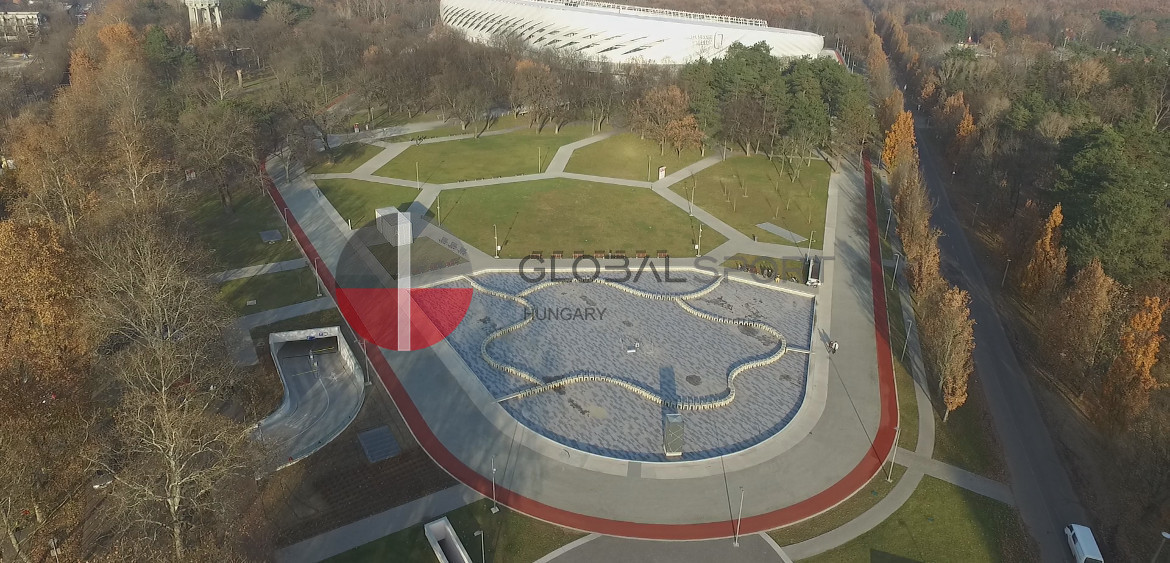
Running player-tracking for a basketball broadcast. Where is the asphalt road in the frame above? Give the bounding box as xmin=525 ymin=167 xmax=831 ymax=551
xmin=913 ymin=115 xmax=1089 ymax=562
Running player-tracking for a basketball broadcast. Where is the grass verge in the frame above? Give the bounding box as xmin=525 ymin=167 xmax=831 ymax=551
xmin=314 ymin=178 xmax=420 ymax=229
xmin=218 ymin=268 xmax=320 ymax=315
xmin=192 ymin=187 xmax=302 ymax=270
xmin=803 ymin=476 xmax=1033 ymax=562
xmin=375 ymin=123 xmax=593 ymax=184
xmin=768 ymin=465 xmax=907 ymax=546
xmin=309 ymin=143 xmax=385 ymax=174
xmin=563 ymin=132 xmax=705 ymax=181
xmin=434 ymin=178 xmax=727 ymax=258
xmin=324 ymin=499 xmax=584 ymax=563
xmin=678 ymin=155 xmax=830 ymax=248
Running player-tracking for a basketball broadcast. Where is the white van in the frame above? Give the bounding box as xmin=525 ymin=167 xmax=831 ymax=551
xmin=1064 ymin=524 xmax=1104 ymax=563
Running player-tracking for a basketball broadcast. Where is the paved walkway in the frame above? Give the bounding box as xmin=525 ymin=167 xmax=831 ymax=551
xmin=211 ymin=258 xmax=307 ymax=283
xmin=273 ymin=485 xmax=482 ymax=563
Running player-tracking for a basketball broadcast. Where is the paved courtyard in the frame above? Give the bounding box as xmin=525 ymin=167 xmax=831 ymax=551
xmin=439 ymin=272 xmax=814 ymax=460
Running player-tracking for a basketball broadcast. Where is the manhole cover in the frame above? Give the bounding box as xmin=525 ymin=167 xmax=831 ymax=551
xmin=686 ymin=375 xmax=702 ymax=386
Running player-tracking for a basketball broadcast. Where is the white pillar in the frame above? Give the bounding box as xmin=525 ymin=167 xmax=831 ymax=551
xmin=214 ymin=6 xmax=222 ymax=29
xmin=188 ymin=5 xmax=197 ymax=27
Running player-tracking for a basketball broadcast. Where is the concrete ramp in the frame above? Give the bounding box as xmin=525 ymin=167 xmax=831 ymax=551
xmin=254 ymin=326 xmax=366 ymax=472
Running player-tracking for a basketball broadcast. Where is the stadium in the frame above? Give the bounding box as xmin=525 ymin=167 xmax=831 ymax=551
xmin=439 ymin=0 xmax=825 ymax=65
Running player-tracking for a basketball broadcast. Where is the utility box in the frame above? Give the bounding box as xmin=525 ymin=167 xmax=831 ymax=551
xmin=375 ymin=208 xmax=412 ymax=246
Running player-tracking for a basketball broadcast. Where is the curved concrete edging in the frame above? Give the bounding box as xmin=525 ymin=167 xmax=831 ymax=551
xmin=260 ymin=154 xmax=898 ymax=540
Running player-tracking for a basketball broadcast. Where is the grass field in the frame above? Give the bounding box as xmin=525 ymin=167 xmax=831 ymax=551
xmin=803 ymin=476 xmax=1033 ymax=562
xmin=434 ymin=178 xmax=726 ymax=259
xmin=678 ymin=156 xmax=830 ymax=248
xmin=375 ymin=123 xmax=594 ymax=184
xmin=314 ymin=178 xmax=420 ymax=228
xmin=309 ymin=143 xmax=385 ymax=174
xmin=329 ymin=107 xmax=446 ymax=134
xmin=769 ymin=466 xmax=906 ymax=546
xmin=564 ymin=132 xmax=705 ymax=181
xmin=218 ymin=268 xmax=319 ymax=315
xmin=380 ymin=114 xmax=529 ymax=143
xmin=367 ymin=237 xmax=467 ymax=278
xmin=325 ymin=499 xmax=584 ymax=563
xmin=192 ymin=187 xmax=302 ymax=270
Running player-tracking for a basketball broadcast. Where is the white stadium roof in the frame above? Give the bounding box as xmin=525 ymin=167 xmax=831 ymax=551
xmin=440 ymin=0 xmax=824 ymax=65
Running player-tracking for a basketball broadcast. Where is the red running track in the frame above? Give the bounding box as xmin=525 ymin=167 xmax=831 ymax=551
xmin=260 ymin=159 xmax=898 ymax=539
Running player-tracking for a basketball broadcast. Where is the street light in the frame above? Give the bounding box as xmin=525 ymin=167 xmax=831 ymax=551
xmin=1152 ymin=531 xmax=1170 ymax=562
xmin=490 ymin=456 xmax=499 ymax=514
xmin=886 ymin=426 xmax=900 ymax=482
xmin=313 ymin=258 xmax=322 ymax=297
xmin=733 ymin=486 xmax=745 ymax=547
xmin=808 ymin=230 xmax=816 ymax=258
xmin=885 ymin=207 xmax=893 ymax=237
xmin=696 ymin=224 xmax=703 ymax=257
xmin=901 ymin=318 xmax=913 ymax=361
xmin=284 ymin=208 xmax=292 ymax=242
xmin=493 ymin=224 xmax=499 ymax=258
xmin=473 ymin=530 xmax=485 ymax=563
xmin=1001 ymin=258 xmax=1012 ymax=288
xmin=893 ymin=252 xmax=902 ymax=281
xmin=972 ymin=202 xmax=980 ymax=228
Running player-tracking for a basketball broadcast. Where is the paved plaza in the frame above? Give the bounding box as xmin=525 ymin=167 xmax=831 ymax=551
xmin=439 ymin=272 xmax=814 ymax=460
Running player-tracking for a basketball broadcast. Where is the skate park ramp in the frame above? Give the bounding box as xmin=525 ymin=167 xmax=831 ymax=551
xmin=254 ymin=327 xmax=366 ymax=472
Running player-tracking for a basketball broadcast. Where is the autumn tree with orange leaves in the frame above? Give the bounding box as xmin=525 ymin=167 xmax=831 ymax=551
xmin=920 ymin=285 xmax=976 ymax=422
xmin=1100 ymin=296 xmax=1167 ymax=431
xmin=882 ymin=111 xmax=916 ymax=171
xmin=1020 ymin=204 xmax=1069 ymax=302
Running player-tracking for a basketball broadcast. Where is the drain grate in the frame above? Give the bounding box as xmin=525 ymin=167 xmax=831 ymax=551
xmin=357 ymin=426 xmax=401 ymax=463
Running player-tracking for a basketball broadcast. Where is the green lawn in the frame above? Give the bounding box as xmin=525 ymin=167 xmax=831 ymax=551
xmin=564 ymin=132 xmax=706 ymax=181
xmin=380 ymin=114 xmax=528 ymax=143
xmin=769 ymin=466 xmax=907 ymax=547
xmin=218 ymin=268 xmax=320 ymax=315
xmin=309 ymin=143 xmax=385 ymax=174
xmin=325 ymin=499 xmax=584 ymax=563
xmin=678 ymin=156 xmax=830 ymax=248
xmin=374 ymin=123 xmax=594 ymax=184
xmin=314 ymin=178 xmax=420 ymax=228
xmin=248 ymin=308 xmax=343 ymax=343
xmin=367 ymin=237 xmax=467 ymax=279
xmin=191 ymin=187 xmax=302 ymax=270
xmin=434 ymin=178 xmax=727 ymax=259
xmin=804 ymin=476 xmax=1033 ymax=562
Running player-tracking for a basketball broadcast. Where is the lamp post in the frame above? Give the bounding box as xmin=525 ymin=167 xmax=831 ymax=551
xmin=313 ymin=258 xmax=322 ymax=297
xmin=490 ymin=456 xmax=499 ymax=514
xmin=972 ymin=202 xmax=980 ymax=228
xmin=1153 ymin=531 xmax=1170 ymax=562
xmin=808 ymin=230 xmax=816 ymax=258
xmin=886 ymin=426 xmax=900 ymax=481
xmin=1001 ymin=258 xmax=1011 ymax=288
xmin=493 ymin=224 xmax=499 ymax=258
xmin=733 ymin=486 xmax=745 ymax=547
xmin=284 ymin=208 xmax=292 ymax=242
xmin=415 ymin=161 xmax=420 ymax=190
xmin=901 ymin=318 xmax=913 ymax=361
xmin=885 ymin=207 xmax=893 ymax=237
xmin=893 ymin=252 xmax=902 ymax=281
xmin=696 ymin=224 xmax=703 ymax=257
xmin=473 ymin=530 xmax=485 ymax=563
